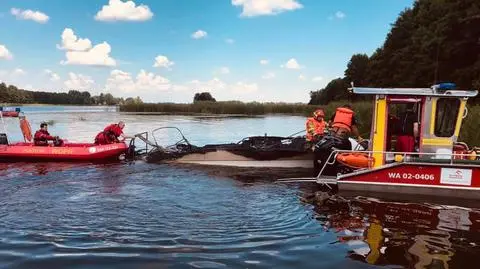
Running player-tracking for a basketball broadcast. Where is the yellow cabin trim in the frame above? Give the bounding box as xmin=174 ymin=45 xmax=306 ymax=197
xmin=454 ymin=100 xmax=466 ymax=137
xmin=372 ymin=98 xmax=387 ymax=168
xmin=422 ymin=138 xmax=453 ymax=146
xmin=429 ymin=98 xmax=437 ymax=135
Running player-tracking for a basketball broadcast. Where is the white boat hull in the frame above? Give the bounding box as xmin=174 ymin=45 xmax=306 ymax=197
xmin=170 ymin=150 xmax=314 ymax=168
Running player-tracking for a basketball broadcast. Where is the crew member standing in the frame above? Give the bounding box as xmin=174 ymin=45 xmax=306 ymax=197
xmin=395 ymin=103 xmax=419 ymax=152
xmin=328 ymin=104 xmax=362 ymax=150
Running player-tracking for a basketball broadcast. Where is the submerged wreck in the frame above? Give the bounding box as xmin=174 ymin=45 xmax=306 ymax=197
xmin=134 ymin=127 xmax=318 ymax=169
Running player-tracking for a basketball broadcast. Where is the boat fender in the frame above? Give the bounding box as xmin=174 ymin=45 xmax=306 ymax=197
xmin=468 ymin=150 xmax=476 ymax=160
xmin=19 ymin=117 xmax=33 ymax=142
xmin=336 ymin=152 xmax=374 ymax=169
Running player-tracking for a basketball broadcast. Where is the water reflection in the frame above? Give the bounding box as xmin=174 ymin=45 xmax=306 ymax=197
xmin=1 ymin=107 xmax=480 ymax=268
xmin=313 ymin=196 xmax=479 ymax=269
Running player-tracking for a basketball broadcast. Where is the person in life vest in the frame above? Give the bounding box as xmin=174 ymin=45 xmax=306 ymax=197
xmin=34 ymin=122 xmax=63 ymax=146
xmin=306 ymin=108 xmax=327 ymax=143
xmin=94 ymin=121 xmax=132 ymax=145
xmin=394 ymin=103 xmax=419 ymax=152
xmin=328 ymin=104 xmax=362 ymax=150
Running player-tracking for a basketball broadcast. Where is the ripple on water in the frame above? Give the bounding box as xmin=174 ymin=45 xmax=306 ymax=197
xmin=0 ymin=158 xmax=480 ymax=268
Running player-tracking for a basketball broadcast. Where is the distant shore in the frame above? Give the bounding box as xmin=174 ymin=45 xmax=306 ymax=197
xmin=1 ymin=103 xmax=119 ymax=107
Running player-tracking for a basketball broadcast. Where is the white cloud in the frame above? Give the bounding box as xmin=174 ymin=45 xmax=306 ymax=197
xmin=62 ymin=42 xmax=116 ymax=67
xmin=171 ymin=84 xmax=190 ymax=92
xmin=12 ymin=68 xmax=26 ymax=76
xmin=189 ymin=78 xmax=226 ymax=91
xmin=262 ymin=72 xmax=275 ymax=79
xmin=225 ymin=38 xmax=235 ymax=44
xmin=191 ymin=30 xmax=207 ymax=39
xmin=312 ymin=76 xmax=323 ymax=82
xmin=335 ymin=11 xmax=346 ymax=19
xmin=298 ymin=74 xmax=306 ymax=80
xmin=105 ymin=69 xmax=170 ymax=93
xmin=153 ymin=55 xmax=174 ymax=69
xmin=260 ymin=59 xmax=269 ymax=65
xmin=231 ymin=82 xmax=258 ymax=94
xmin=58 ymin=28 xmax=116 ymax=67
xmin=95 ymin=0 xmax=153 ymax=22
xmin=0 ymin=68 xmax=26 ymax=78
xmin=11 ymin=8 xmax=49 ymax=23
xmin=281 ymin=58 xmax=302 ymax=69
xmin=44 ymin=69 xmax=60 ymax=81
xmin=0 ymin=45 xmax=13 ymax=60
xmin=64 ymin=72 xmax=95 ymax=90
xmin=232 ymin=0 xmax=303 ymax=17
xmin=219 ymin=67 xmax=230 ymax=74
xmin=57 ymin=28 xmax=93 ymax=51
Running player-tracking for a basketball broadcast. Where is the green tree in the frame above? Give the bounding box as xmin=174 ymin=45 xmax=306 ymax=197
xmin=193 ymin=92 xmax=216 ymax=102
xmin=308 ymin=78 xmax=350 ymax=105
xmin=345 ymin=54 xmax=370 ymax=86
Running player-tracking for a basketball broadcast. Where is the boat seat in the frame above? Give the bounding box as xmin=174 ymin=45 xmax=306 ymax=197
xmin=454 ymin=142 xmax=469 ymax=151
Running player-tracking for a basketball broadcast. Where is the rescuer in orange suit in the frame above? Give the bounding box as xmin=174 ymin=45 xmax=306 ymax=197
xmin=328 ymin=104 xmax=362 ymax=150
xmin=34 ymin=122 xmax=63 ymax=146
xmin=94 ymin=121 xmax=132 ymax=145
xmin=306 ymin=108 xmax=327 ymax=143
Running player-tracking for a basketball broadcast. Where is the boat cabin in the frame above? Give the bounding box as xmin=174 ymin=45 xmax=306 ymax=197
xmin=351 ymin=83 xmax=478 ymax=168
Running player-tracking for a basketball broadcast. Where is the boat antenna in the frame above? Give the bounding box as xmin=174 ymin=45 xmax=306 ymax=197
xmin=433 ymin=38 xmax=441 ymax=85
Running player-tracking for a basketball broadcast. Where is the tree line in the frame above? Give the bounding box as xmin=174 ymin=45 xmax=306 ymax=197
xmin=0 ymin=82 xmax=143 ymax=105
xmin=309 ymin=0 xmax=480 ymax=105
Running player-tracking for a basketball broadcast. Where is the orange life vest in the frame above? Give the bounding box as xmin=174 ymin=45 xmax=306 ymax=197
xmin=332 ymin=107 xmax=354 ymax=132
xmin=306 ymin=117 xmax=326 ymax=141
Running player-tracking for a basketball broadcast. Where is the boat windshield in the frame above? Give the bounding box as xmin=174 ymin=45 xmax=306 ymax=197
xmin=434 ymin=98 xmax=460 ymax=137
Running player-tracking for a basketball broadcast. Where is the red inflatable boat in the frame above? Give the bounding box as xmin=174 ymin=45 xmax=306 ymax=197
xmin=0 ymin=142 xmax=128 ymax=161
xmin=0 ymin=108 xmax=130 ymax=162
xmin=0 ymin=107 xmax=21 ymax=117
xmin=1 ymin=111 xmax=20 ymax=117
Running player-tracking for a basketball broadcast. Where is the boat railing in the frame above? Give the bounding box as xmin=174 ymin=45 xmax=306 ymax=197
xmin=316 ymin=149 xmax=479 ymax=180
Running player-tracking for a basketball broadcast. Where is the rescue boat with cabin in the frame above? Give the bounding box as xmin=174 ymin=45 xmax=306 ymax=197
xmin=280 ymin=83 xmax=480 ymax=200
xmin=0 ymin=108 xmax=129 ymax=162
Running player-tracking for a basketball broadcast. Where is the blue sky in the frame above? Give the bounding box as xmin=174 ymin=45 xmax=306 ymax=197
xmin=0 ymin=0 xmax=414 ymax=103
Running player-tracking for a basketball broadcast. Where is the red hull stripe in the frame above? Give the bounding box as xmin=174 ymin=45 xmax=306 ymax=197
xmin=0 ymin=142 xmax=128 ymax=160
xmin=1 ymin=111 xmax=20 ymax=117
xmin=339 ymin=163 xmax=480 ymax=188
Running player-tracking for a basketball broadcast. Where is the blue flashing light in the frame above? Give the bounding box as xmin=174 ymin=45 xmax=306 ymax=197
xmin=433 ymin=82 xmax=456 ymax=91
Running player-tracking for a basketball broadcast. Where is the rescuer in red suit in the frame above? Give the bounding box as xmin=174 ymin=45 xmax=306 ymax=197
xmin=34 ymin=122 xmax=63 ymax=146
xmin=94 ymin=121 xmax=131 ymax=145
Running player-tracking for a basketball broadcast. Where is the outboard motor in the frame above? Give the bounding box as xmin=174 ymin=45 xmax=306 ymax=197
xmin=0 ymin=133 xmax=8 ymax=145
xmin=314 ymin=134 xmax=345 ymax=153
xmin=312 ymin=134 xmax=344 ymax=176
xmin=125 ymin=138 xmax=138 ymax=160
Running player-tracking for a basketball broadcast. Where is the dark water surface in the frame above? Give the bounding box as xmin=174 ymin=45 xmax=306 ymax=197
xmin=0 ymin=106 xmax=479 ymax=268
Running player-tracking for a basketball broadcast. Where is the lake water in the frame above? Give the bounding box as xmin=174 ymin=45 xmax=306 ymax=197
xmin=0 ymin=106 xmax=478 ymax=269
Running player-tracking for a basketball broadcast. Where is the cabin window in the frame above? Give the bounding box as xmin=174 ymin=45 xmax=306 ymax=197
xmin=434 ymin=98 xmax=460 ymax=137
